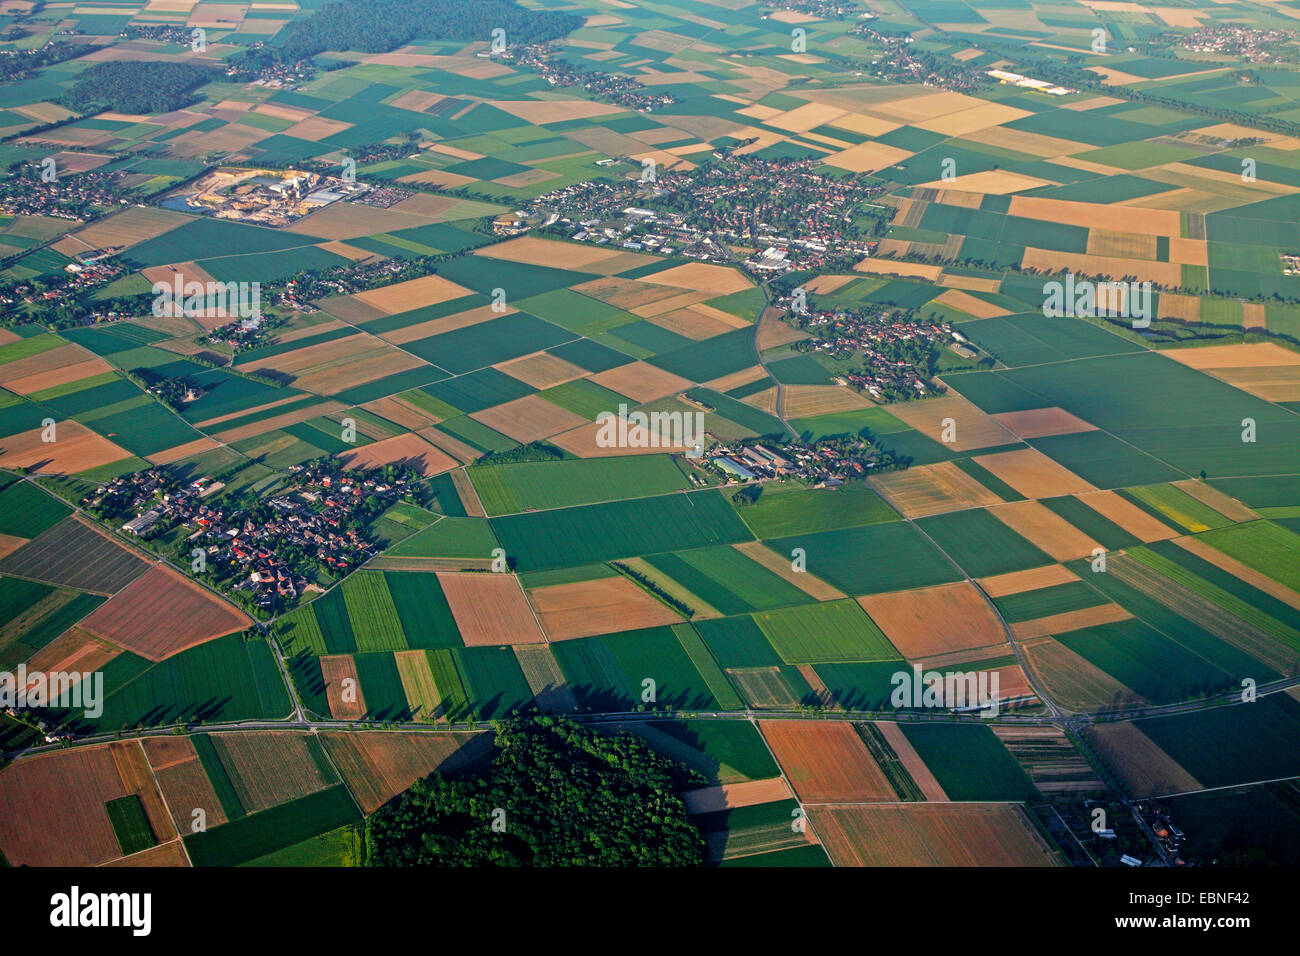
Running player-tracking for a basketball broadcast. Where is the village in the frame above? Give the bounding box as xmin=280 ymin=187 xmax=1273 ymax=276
xmin=776 ymin=289 xmax=977 ymax=402
xmin=706 ymin=434 xmax=897 ymax=487
xmin=526 ymin=154 xmax=883 ymax=275
xmin=80 ymin=459 xmax=420 ymax=614
xmin=502 ymin=41 xmax=678 ymax=113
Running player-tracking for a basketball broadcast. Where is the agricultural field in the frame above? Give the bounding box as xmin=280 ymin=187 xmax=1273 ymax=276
xmin=0 ymin=0 xmax=1299 ymax=875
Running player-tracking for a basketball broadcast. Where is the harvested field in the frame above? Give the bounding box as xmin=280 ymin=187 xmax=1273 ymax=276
xmin=0 ymin=742 xmax=168 ymax=866
xmin=475 ymin=236 xmax=656 ymax=275
xmin=1010 ymin=603 xmax=1132 ymax=641
xmin=640 ymin=262 xmax=752 ymax=296
xmin=0 ymin=419 xmax=130 ymax=474
xmin=703 ymin=365 xmax=767 ymax=393
xmin=1020 ymin=634 xmax=1146 ymax=713
xmin=730 ymin=667 xmax=802 ymax=709
xmin=380 ymin=302 xmax=506 ymax=345
xmin=874 ymin=721 xmax=948 ymax=801
xmin=361 ymin=396 xmax=441 ymax=431
xmin=320 ymin=731 xmax=492 ymax=813
xmin=470 ymin=395 xmax=587 ymax=444
xmin=1007 ymin=196 xmax=1180 ymax=236
xmin=868 ymin=461 xmax=1002 ymax=518
xmin=79 ymin=565 xmax=250 ymax=660
xmin=0 ymin=353 xmax=109 ymax=395
xmin=853 ymin=257 xmax=943 ymax=280
xmin=825 ymin=140 xmax=912 ymax=173
xmin=105 ymin=839 xmax=189 ymax=867
xmin=1161 ymin=343 xmax=1300 ymax=403
xmin=978 ymin=564 xmax=1079 ymax=598
xmin=1157 ymin=293 xmax=1200 ymax=322
xmin=858 ymin=581 xmax=1006 ymax=659
xmin=495 ymin=352 xmax=587 ymax=390
xmin=1170 ymin=480 xmax=1256 ymax=523
xmin=645 ymin=305 xmax=736 ymax=340
xmin=973 ymin=448 xmax=1096 ymax=499
xmin=1083 ymin=721 xmax=1203 ymax=797
xmin=210 ymin=733 xmax=333 ymax=813
xmin=992 ymin=726 xmax=1104 ymax=796
xmin=574 ymin=277 xmax=685 ymax=311
xmin=589 ymin=361 xmax=690 ymax=403
xmin=759 ymin=721 xmax=894 ymax=803
xmin=780 ymin=385 xmax=873 ymax=419
xmin=350 ymin=275 xmax=473 ymax=315
xmin=528 ymin=576 xmax=682 ymax=641
xmin=25 ymin=628 xmax=121 ymax=679
xmin=73 ymin=206 xmax=190 ymax=248
xmin=147 ymin=437 xmax=222 ymax=466
xmin=988 ymin=499 xmax=1101 ymax=562
xmin=887 ymin=393 xmax=1017 ymax=452
xmin=810 ymin=803 xmax=1061 ymax=866
xmin=990 ymin=407 xmax=1097 ymax=440
xmin=141 ymin=736 xmax=229 ymax=833
xmin=321 ymin=654 xmax=366 ymax=720
xmin=1075 ymin=490 xmax=1178 ymax=542
xmin=214 ymin=401 xmax=348 ymax=443
xmin=732 ymin=541 xmax=846 ymax=601
xmin=682 ymin=778 xmax=794 ymax=815
xmin=933 ymin=288 xmax=1010 ymax=318
xmin=1019 ymin=248 xmax=1183 ymax=287
xmin=335 ymin=433 xmax=457 ymax=478
xmin=919 ymin=170 xmax=1052 ymax=194
xmin=394 ymin=650 xmax=440 ymax=720
xmin=514 ymin=644 xmax=578 ymax=713
xmin=436 ymin=572 xmax=545 ymax=646
xmin=1174 ymin=536 xmax=1300 ymax=612
xmin=0 ymin=516 xmax=149 ymax=593
xmin=1108 ymin=553 xmax=1300 ymax=676
xmin=1087 ymin=229 xmax=1158 ymax=259
xmin=756 ymin=308 xmax=809 ymax=349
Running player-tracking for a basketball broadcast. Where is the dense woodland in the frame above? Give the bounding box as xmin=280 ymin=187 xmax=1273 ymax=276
xmin=242 ymin=0 xmax=582 ymax=68
xmin=365 ymin=717 xmax=706 ymax=866
xmin=61 ymin=61 xmax=215 ymax=115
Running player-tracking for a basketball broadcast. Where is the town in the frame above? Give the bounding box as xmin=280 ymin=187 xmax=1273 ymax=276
xmin=527 ymin=154 xmax=885 ymax=275
xmin=80 ymin=459 xmax=423 ymax=615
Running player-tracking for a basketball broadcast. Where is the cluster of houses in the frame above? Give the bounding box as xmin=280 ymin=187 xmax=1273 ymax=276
xmin=0 ymin=164 xmax=128 ymax=221
xmin=784 ymin=300 xmax=966 ymax=400
xmin=530 ymin=156 xmax=880 ymax=275
xmin=86 ymin=462 xmax=412 ymax=611
xmin=709 ymin=438 xmax=889 ymax=485
xmin=1175 ymin=26 xmax=1295 ymax=63
xmin=506 ymin=43 xmax=678 ymax=113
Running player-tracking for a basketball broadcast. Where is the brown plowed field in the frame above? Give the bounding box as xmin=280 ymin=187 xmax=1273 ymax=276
xmin=759 ymin=721 xmax=894 ymax=803
xmin=79 ymin=565 xmax=250 ymax=660
xmin=990 ymin=407 xmax=1097 ymax=440
xmin=320 ymin=732 xmax=492 ymax=813
xmin=858 ymin=581 xmax=1005 ymax=659
xmin=210 ymin=733 xmax=333 ymax=813
xmin=988 ymin=499 xmax=1101 ymax=561
xmin=321 ymin=654 xmax=367 ymax=720
xmin=142 ymin=736 xmax=230 ymax=833
xmin=811 ymin=803 xmax=1062 ymax=866
xmin=867 ymin=460 xmax=1002 ymax=518
xmin=437 ymin=572 xmax=545 ymax=645
xmin=973 ymin=447 xmax=1096 ymax=499
xmin=335 ymin=433 xmax=457 ymax=478
xmin=528 ymin=576 xmax=682 ymax=641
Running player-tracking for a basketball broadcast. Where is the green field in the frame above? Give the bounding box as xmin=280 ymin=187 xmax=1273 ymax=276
xmin=752 ymin=600 xmax=899 ymax=665
xmin=491 ymin=489 xmax=753 ymax=572
xmin=470 ymin=455 xmax=690 ymax=515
